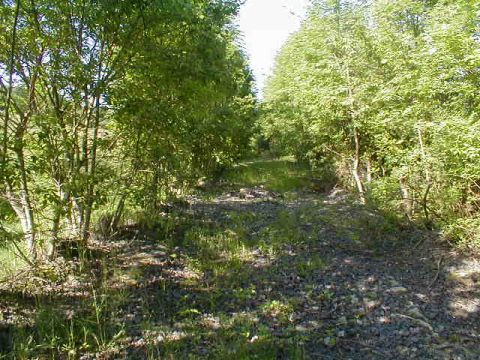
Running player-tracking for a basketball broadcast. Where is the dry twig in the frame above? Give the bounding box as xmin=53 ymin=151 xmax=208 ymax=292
xmin=428 ymin=256 xmax=444 ymax=288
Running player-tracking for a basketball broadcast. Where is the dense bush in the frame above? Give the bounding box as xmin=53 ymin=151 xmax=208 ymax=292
xmin=262 ymin=0 xmax=480 ymax=249
xmin=0 ymin=0 xmax=257 ymax=260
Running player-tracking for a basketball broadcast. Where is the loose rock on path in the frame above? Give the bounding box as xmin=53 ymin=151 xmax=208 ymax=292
xmin=1 ymin=184 xmax=479 ymax=359
xmin=117 ymin=186 xmax=480 ymax=359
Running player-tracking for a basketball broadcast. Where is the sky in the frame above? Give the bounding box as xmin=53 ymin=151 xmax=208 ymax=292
xmin=237 ymin=0 xmax=310 ymax=96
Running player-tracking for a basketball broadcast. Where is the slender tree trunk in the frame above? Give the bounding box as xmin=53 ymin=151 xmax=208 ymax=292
xmin=6 ymin=186 xmax=36 ymax=261
xmin=82 ymin=54 xmax=104 ymax=243
xmin=14 ymin=148 xmax=36 ymax=259
xmin=399 ymin=175 xmax=413 ymax=219
xmin=70 ymin=197 xmax=83 ymax=238
xmin=16 ymin=210 xmax=35 ymax=259
xmin=352 ymin=128 xmax=365 ymax=204
xmin=48 ymin=185 xmax=67 ymax=259
xmin=1 ymin=0 xmax=20 ymax=172
xmin=366 ymin=157 xmax=372 ymax=183
xmin=417 ymin=127 xmax=430 ymax=183
xmin=82 ymin=93 xmax=101 ymax=243
xmin=422 ymin=182 xmax=432 ymax=228
xmin=344 ymin=62 xmax=365 ymax=204
xmin=49 ymin=209 xmax=60 ymax=258
xmin=417 ymin=126 xmax=432 ymax=223
xmin=110 ymin=194 xmax=126 ymax=233
xmin=1 ymin=1 xmax=38 ymax=261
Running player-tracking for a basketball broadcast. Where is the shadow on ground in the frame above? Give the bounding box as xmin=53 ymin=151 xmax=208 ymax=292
xmin=1 ymin=159 xmax=479 ymax=359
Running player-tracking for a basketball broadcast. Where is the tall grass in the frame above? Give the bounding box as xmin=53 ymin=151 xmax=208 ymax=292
xmin=223 ymin=157 xmax=312 ymax=193
xmin=0 ymin=244 xmax=28 ymax=281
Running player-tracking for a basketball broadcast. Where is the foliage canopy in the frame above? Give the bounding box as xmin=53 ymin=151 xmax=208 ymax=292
xmin=262 ymin=0 xmax=480 ymax=248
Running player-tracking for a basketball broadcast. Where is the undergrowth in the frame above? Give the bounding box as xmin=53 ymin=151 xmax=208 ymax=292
xmin=209 ymin=156 xmax=320 ymax=194
xmin=0 ymin=158 xmax=424 ymax=359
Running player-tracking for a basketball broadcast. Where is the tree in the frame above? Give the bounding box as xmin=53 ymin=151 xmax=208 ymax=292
xmin=262 ymin=0 xmax=480 ymax=247
xmin=0 ymin=0 xmax=256 ymax=260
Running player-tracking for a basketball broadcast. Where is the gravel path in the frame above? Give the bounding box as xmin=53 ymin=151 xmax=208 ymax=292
xmin=116 ymin=186 xmax=480 ymax=359
xmin=1 ymin=186 xmax=478 ymax=359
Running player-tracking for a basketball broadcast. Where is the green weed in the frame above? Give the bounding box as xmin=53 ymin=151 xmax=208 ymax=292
xmin=220 ymin=157 xmax=314 ymax=193
xmin=0 ymin=243 xmax=28 ymax=282
xmin=296 ymin=255 xmax=327 ymax=278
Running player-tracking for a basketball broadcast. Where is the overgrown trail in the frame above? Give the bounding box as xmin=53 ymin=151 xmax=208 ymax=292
xmin=112 ymin=159 xmax=480 ymax=359
xmin=1 ymin=159 xmax=479 ymax=359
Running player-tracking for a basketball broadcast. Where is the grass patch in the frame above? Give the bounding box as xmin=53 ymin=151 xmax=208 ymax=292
xmin=10 ymin=290 xmax=127 ymax=359
xmin=0 ymin=243 xmax=28 ymax=281
xmin=296 ymin=254 xmax=327 ymax=278
xmin=221 ymin=157 xmax=313 ymax=193
xmin=182 ymin=225 xmax=252 ymax=264
xmin=261 ymin=300 xmax=294 ymax=325
xmin=258 ymin=210 xmax=306 ymax=253
xmin=138 ymin=311 xmax=305 ymax=360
